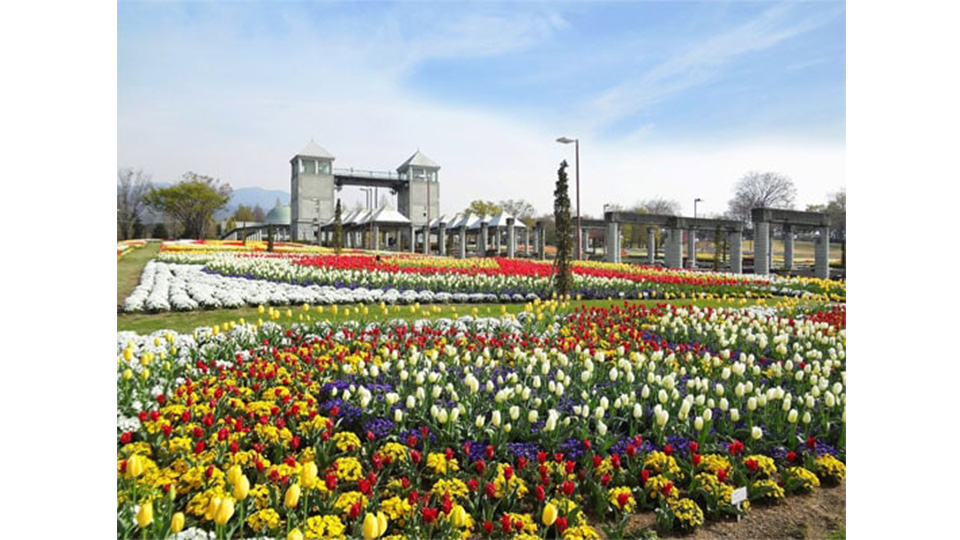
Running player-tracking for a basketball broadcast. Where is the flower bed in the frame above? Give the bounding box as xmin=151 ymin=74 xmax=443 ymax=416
xmin=119 ymin=239 xmax=148 ymax=260
xmin=117 ymin=301 xmax=845 ymax=538
xmin=143 ymin=252 xmax=844 ymax=311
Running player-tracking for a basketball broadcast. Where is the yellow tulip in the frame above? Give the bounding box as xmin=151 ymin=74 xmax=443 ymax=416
xmin=123 ymin=348 xmax=133 ymax=361
xmin=362 ymin=513 xmax=381 ymax=540
xmin=233 ymin=475 xmax=250 ymax=501
xmin=451 ymin=506 xmax=467 ymax=527
xmin=257 ymin=305 xmax=265 ymax=314
xmin=284 ymin=483 xmax=301 ymax=508
xmin=288 ymin=529 xmax=304 ymax=540
xmin=377 ymin=512 xmax=388 ymax=535
xmin=226 ymin=465 xmax=242 ymax=486
xmin=122 ymin=369 xmax=133 ymax=380
xmin=136 ymin=501 xmax=153 ymax=528
xmin=170 ymin=512 xmax=185 ymax=533
xmin=126 ymin=454 xmax=144 ymax=478
xmin=206 ymin=496 xmax=221 ymax=521
xmin=542 ymin=503 xmax=558 ymax=526
xmin=302 ymin=303 xmax=310 ymax=311
xmin=214 ymin=497 xmax=235 ymax=525
xmin=141 ymin=368 xmax=150 ymax=380
xmin=300 ymin=462 xmax=318 ymax=490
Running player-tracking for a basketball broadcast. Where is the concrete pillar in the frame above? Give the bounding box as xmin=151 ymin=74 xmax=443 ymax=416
xmin=371 ymin=225 xmax=380 ymax=251
xmin=422 ymin=226 xmax=429 ymax=255
xmin=729 ymin=231 xmax=743 ymax=274
xmin=783 ymin=225 xmax=794 ymax=271
xmin=479 ymin=222 xmax=488 ymax=256
xmin=686 ymin=229 xmax=696 ymax=269
xmin=438 ymin=223 xmax=447 ymax=256
xmin=665 ymin=228 xmax=683 ymax=268
xmin=815 ymin=226 xmax=830 ymax=279
xmin=539 ymin=226 xmax=547 ymax=259
xmin=754 ymin=221 xmax=770 ymax=275
xmin=493 ymin=227 xmax=500 ymax=255
xmin=458 ymin=227 xmax=467 ymax=259
xmin=605 ymin=221 xmax=619 ymax=263
xmin=523 ymin=227 xmax=530 ymax=257
xmin=581 ymin=228 xmax=589 ymax=259
xmin=507 ymin=218 xmax=516 ymax=258
xmin=408 ymin=225 xmax=416 ymax=253
xmin=647 ymin=227 xmax=656 ymax=264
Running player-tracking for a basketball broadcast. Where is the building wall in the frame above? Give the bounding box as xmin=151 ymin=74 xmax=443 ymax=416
xmin=398 ymin=179 xmax=440 ymax=226
xmin=290 ymin=160 xmax=335 ymax=241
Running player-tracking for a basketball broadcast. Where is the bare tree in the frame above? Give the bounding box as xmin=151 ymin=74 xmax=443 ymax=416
xmin=117 ymin=168 xmax=153 ymax=240
xmin=638 ymin=197 xmax=681 ymax=216
xmin=498 ymin=199 xmax=537 ymax=220
xmin=727 ymin=171 xmax=797 ymax=221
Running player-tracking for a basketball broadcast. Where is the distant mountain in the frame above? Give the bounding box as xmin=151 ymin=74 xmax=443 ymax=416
xmin=219 ymin=187 xmax=290 ymax=219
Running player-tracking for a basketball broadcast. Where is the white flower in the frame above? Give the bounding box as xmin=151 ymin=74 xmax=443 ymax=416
xmin=751 ymin=426 xmax=763 ymax=440
xmin=787 ymin=409 xmax=799 ymax=423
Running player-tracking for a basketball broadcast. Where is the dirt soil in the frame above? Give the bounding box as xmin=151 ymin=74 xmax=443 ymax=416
xmin=621 ymin=481 xmax=846 ymax=540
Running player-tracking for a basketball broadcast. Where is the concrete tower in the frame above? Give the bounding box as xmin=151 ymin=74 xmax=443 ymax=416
xmin=290 ymin=141 xmax=336 ymax=241
xmin=396 ymin=151 xmax=440 ymax=226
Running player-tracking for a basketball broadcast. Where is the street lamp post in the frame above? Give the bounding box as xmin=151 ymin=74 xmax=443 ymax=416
xmin=556 ymin=137 xmax=581 ymax=260
xmin=694 ymin=198 xmax=702 ymax=219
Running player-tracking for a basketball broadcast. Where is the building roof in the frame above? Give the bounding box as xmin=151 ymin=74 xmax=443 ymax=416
xmin=294 ymin=140 xmax=335 ymax=160
xmin=365 ymin=205 xmax=412 ymax=226
xmin=396 ymin=150 xmax=440 ymax=172
xmin=264 ymin=198 xmax=291 ymax=225
xmin=487 ymin=212 xmax=527 ymax=228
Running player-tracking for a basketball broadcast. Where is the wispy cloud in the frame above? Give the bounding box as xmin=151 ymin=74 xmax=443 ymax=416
xmin=585 ymin=3 xmax=842 ymax=131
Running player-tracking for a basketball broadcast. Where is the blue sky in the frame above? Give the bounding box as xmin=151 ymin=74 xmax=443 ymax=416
xmin=118 ymin=0 xmax=845 ymax=217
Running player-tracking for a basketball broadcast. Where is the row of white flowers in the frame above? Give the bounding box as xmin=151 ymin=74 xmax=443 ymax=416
xmin=122 ymin=261 xmax=541 ymax=312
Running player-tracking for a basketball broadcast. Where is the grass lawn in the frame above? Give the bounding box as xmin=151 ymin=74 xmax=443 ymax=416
xmin=117 ymin=241 xmax=161 ymax=306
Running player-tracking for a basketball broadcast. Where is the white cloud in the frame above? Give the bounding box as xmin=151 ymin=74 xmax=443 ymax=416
xmin=584 ymin=3 xmax=841 ymax=130
xmin=118 ymin=4 xmax=843 ymax=219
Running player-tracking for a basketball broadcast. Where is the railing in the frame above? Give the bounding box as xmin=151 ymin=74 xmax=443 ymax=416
xmin=333 ymin=167 xmax=403 ymax=181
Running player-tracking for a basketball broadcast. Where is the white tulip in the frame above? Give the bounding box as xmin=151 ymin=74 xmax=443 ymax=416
xmin=528 ymin=410 xmax=538 ymax=423
xmin=437 ymin=408 xmax=449 ymax=424
xmin=730 ymin=408 xmax=740 ymax=422
xmin=694 ymin=416 xmax=704 ymax=431
xmin=432 ymin=386 xmax=442 ymax=399
xmin=703 ymin=408 xmax=713 ymax=422
xmin=802 ymin=411 xmax=812 ymax=424
xmin=656 ymin=409 xmax=669 ymax=427
xmin=658 ymin=389 xmax=668 ymax=404
xmin=632 ymin=403 xmax=643 ymax=419
xmin=787 ymin=409 xmax=798 ymax=423
xmin=475 ymin=415 xmax=486 ymax=429
xmin=491 ymin=410 xmax=501 ymax=427
xmin=580 ymin=370 xmax=592 ymax=383
xmin=405 ymin=396 xmax=417 ymax=409
xmin=509 ymin=406 xmax=520 ymax=421
xmin=751 ymin=426 xmax=762 ymax=440
xmin=394 ymin=409 xmax=403 ymax=422
xmin=597 ymin=420 xmax=608 ymax=436
xmin=609 ymin=367 xmax=619 ymax=382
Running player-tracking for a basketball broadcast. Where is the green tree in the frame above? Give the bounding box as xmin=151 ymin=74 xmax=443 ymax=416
xmin=553 ymin=161 xmax=574 ymax=297
xmin=334 ymin=199 xmax=343 ymax=254
xmin=143 ymin=173 xmax=232 ymax=239
xmin=151 ymin=222 xmax=168 ymax=239
xmin=466 ymin=200 xmax=501 ymax=218
xmin=233 ymin=205 xmax=257 ymax=222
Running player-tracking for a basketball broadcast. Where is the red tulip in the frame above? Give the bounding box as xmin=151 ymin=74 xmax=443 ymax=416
xmin=475 ymin=459 xmax=486 ymax=474
xmin=325 ymin=473 xmax=337 ymax=491
xmin=535 ymin=484 xmax=545 ymax=501
xmin=485 ymin=482 xmax=496 ymax=498
xmin=692 ymin=453 xmax=701 ymax=466
xmin=787 ymin=451 xmax=797 ymax=463
xmin=565 ymin=461 xmax=576 ymax=474
xmin=517 ymin=457 xmax=528 ymax=471
xmin=538 ymin=451 xmax=547 ymax=464
xmin=562 ymin=480 xmax=575 ymax=496
xmin=483 ymin=521 xmax=494 ymax=535
xmin=641 ymin=469 xmax=650 ymax=484
xmin=556 ymin=517 xmax=568 ymax=533
xmin=611 ymin=454 xmax=621 ymax=469
xmin=442 ymin=492 xmax=452 ymax=515
xmin=486 ymin=445 xmax=495 ymax=459
xmin=554 ymin=453 xmax=564 ymax=463
xmin=717 ymin=468 xmax=727 ymax=483
xmin=503 ymin=465 xmax=513 ymax=481
xmin=663 ymin=444 xmax=673 ymax=456
xmin=662 ymin=481 xmax=674 ymax=496
xmin=592 ymin=455 xmax=603 ymax=469
xmin=746 ymin=459 xmax=758 ymax=473
xmin=468 ymin=478 xmax=478 ymax=492
xmin=501 ymin=514 xmax=512 ymax=533
xmin=689 ymin=441 xmax=699 ymax=454
xmin=617 ymin=492 xmax=631 ymax=508
xmin=411 ymin=450 xmax=421 ymax=465
xmin=120 ymin=432 xmax=132 ymax=445
xmin=807 ymin=436 xmax=817 ymax=450
xmin=601 ymin=474 xmax=611 ymax=487
xmin=445 ymin=447 xmax=454 ymax=461
xmin=583 ymin=438 xmax=592 ymax=451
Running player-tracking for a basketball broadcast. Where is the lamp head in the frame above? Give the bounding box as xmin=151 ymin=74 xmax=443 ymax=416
xmin=556 ymin=137 xmax=576 ymax=144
